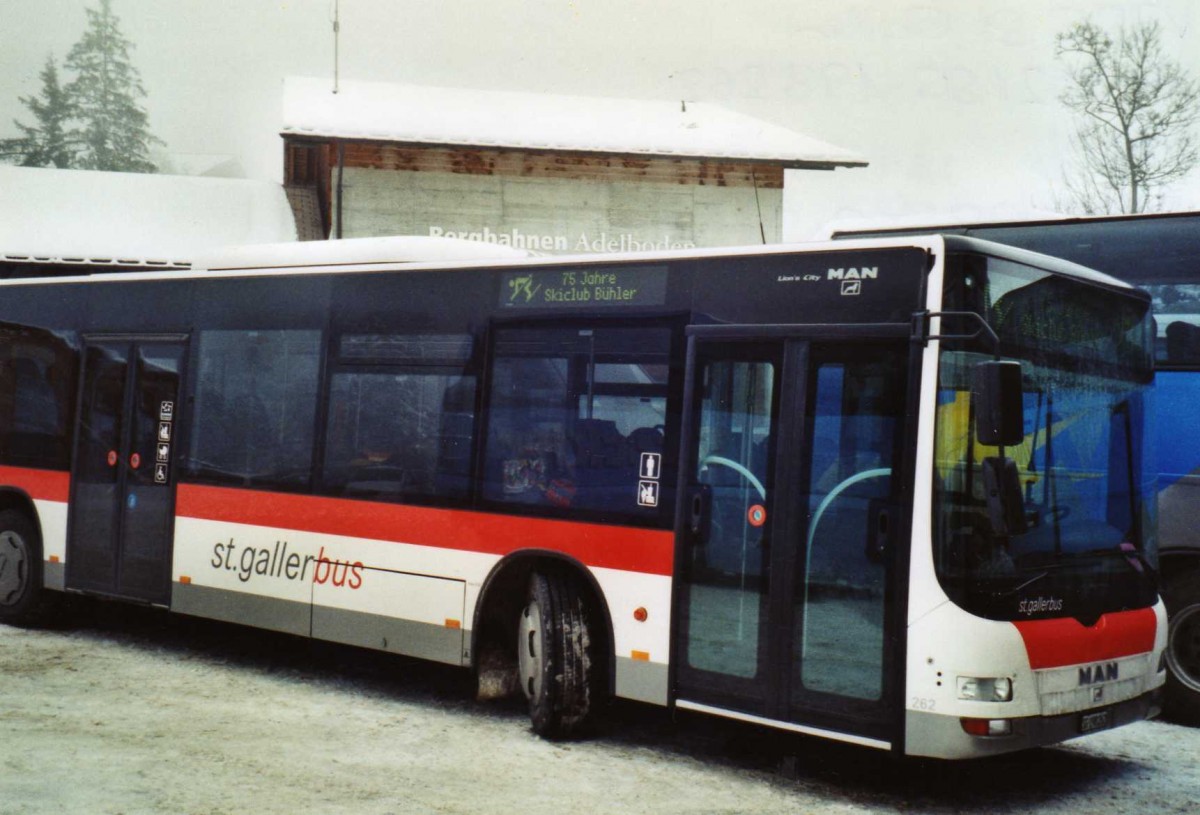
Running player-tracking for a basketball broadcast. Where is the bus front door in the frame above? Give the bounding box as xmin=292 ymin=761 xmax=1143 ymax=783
xmin=674 ymin=333 xmax=910 ymax=750
xmin=66 ymin=337 xmax=187 ymax=605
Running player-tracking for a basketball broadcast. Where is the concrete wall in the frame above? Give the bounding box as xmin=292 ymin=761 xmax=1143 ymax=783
xmin=334 ymin=167 xmax=783 ymax=253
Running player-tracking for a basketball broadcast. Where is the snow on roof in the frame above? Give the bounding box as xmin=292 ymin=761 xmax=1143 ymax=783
xmin=281 ymin=77 xmax=866 ymax=169
xmin=0 ymin=166 xmax=298 ymax=268
xmin=197 ymin=235 xmax=530 ymax=271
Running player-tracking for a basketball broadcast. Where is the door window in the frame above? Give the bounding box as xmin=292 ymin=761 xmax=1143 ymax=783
xmin=684 ymin=353 xmax=777 ymax=679
xmin=795 ymin=347 xmax=906 ymax=701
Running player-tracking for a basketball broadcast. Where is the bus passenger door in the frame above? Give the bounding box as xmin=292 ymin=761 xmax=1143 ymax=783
xmin=674 ymin=340 xmax=783 ymax=715
xmin=674 ymin=333 xmax=909 ymax=749
xmin=67 ymin=337 xmax=187 ymax=605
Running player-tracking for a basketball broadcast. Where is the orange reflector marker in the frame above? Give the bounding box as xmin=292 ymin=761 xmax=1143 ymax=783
xmin=179 ymin=575 xmax=192 ymax=585
xmin=49 ymin=555 xmax=60 ymax=563
xmin=633 ymin=607 xmax=648 ymax=622
xmin=445 ymin=619 xmax=461 ymax=630
xmin=960 ymin=717 xmax=1012 ymax=737
xmin=631 ymin=650 xmax=650 ymax=662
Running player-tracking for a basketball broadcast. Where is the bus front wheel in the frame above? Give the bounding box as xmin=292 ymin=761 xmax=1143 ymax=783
xmin=517 ymin=569 xmax=596 ymax=738
xmin=1164 ymin=569 xmax=1200 ymax=725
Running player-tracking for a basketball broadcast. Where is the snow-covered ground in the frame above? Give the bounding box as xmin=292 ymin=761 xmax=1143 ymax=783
xmin=1 ymin=601 xmax=1197 ymax=815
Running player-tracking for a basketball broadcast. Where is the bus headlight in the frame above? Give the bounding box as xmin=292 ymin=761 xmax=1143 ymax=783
xmin=957 ymin=676 xmax=1013 ymax=702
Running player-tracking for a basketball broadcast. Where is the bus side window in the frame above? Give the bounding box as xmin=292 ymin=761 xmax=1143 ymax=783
xmin=0 ymin=325 xmax=77 ymax=470
xmin=321 ymin=370 xmax=477 ymax=500
xmin=1166 ymin=321 xmax=1200 ymax=365
xmin=482 ymin=325 xmax=672 ymax=518
xmin=319 ymin=332 xmax=478 ymax=504
xmin=186 ymin=330 xmax=322 ymax=489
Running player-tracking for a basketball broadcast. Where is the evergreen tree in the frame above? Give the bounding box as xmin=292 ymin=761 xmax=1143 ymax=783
xmin=0 ymin=56 xmax=76 ymax=168
xmin=64 ymin=0 xmax=162 ymax=173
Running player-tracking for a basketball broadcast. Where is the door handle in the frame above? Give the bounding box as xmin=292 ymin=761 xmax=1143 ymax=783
xmin=689 ymin=484 xmax=712 ymax=536
xmin=866 ymin=502 xmax=891 ymax=564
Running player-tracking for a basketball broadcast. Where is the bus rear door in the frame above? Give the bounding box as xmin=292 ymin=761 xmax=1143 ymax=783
xmin=673 ymin=327 xmax=912 ymax=749
xmin=66 ymin=336 xmax=187 ymax=605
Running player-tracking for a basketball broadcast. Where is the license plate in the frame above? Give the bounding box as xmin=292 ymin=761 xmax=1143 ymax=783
xmin=1080 ymin=710 xmax=1112 ymax=733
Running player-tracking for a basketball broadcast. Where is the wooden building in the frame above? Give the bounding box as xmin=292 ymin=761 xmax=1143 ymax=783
xmin=281 ymin=78 xmax=866 ymax=251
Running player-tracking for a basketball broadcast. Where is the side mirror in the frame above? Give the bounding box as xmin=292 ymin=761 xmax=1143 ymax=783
xmin=972 ymin=360 xmax=1024 ymax=447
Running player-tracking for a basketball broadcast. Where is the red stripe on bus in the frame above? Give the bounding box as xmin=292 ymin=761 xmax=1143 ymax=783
xmin=0 ymin=466 xmax=71 ymax=502
xmin=176 ymin=483 xmax=675 ymax=576
xmin=1013 ymin=607 xmax=1158 ymax=670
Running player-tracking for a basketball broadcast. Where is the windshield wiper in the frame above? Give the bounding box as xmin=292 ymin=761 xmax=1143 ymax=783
xmin=988 ymin=566 xmax=1059 ymax=597
xmin=1082 ymin=543 xmax=1160 ymax=591
xmin=987 ymin=557 xmax=1077 ymax=597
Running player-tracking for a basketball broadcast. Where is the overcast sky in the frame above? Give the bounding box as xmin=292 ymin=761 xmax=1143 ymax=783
xmin=2 ymin=0 xmax=1198 ymax=239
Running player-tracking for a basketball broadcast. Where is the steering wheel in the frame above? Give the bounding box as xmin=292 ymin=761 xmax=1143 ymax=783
xmin=700 ymin=455 xmax=767 ymax=501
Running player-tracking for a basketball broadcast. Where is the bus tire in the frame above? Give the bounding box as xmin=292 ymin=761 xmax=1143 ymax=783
xmin=517 ymin=568 xmax=596 ymax=738
xmin=0 ymin=509 xmax=54 ymax=626
xmin=1164 ymin=569 xmax=1200 ymax=724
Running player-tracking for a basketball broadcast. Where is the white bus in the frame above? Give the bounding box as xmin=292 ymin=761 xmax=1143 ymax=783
xmin=0 ymin=234 xmax=1166 ymax=758
xmin=834 ymin=211 xmax=1200 ymax=724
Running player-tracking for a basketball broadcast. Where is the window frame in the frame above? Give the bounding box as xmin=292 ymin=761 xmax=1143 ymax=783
xmin=476 ymin=315 xmax=686 ymax=529
xmin=182 ymin=327 xmax=326 ymax=493
xmin=314 ymin=329 xmax=482 ymax=510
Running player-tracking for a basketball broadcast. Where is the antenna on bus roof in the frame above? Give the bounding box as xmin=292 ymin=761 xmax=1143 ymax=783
xmin=751 ymin=167 xmax=766 ymax=245
xmin=331 ymin=0 xmax=341 ymax=94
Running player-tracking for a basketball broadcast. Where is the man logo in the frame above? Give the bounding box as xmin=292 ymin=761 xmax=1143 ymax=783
xmin=1078 ymin=662 xmax=1119 ymax=685
xmin=827 ymin=267 xmax=878 ymax=280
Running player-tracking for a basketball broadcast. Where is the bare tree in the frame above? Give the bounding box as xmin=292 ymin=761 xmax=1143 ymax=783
xmin=1055 ymin=21 xmax=1199 ymax=214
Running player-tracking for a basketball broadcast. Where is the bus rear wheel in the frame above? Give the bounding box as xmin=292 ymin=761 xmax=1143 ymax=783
xmin=517 ymin=569 xmax=597 ymax=738
xmin=0 ymin=509 xmax=52 ymax=626
xmin=1164 ymin=570 xmax=1200 ymax=724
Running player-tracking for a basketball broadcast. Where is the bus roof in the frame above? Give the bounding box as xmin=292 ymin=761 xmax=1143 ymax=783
xmin=939 ymin=234 xmax=1148 ymax=295
xmin=197 ymin=235 xmax=532 ymax=271
xmin=831 ymin=211 xmax=1200 ymax=284
xmin=0 ymin=232 xmax=1145 ymax=305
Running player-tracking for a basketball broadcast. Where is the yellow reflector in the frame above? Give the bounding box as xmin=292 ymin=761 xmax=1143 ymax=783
xmin=179 ymin=575 xmax=192 ymax=584
xmin=631 ymin=650 xmax=650 ymax=662
xmin=445 ymin=619 xmax=461 ymax=630
xmin=49 ymin=555 xmax=61 ymax=563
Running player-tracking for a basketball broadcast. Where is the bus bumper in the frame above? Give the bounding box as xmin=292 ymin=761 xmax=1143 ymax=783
xmin=904 ymin=688 xmax=1162 ymax=760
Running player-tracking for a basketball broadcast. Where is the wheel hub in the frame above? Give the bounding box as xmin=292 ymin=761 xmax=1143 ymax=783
xmin=518 ymin=599 xmax=544 ymax=701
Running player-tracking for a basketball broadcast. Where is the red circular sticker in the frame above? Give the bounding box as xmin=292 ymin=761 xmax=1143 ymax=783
xmin=129 ymin=452 xmax=141 ymax=469
xmin=107 ymin=450 xmax=118 ymax=467
xmin=747 ymin=504 xmax=767 ymax=527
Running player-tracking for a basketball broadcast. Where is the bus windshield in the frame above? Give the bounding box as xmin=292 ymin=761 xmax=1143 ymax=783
xmin=933 ymin=252 xmax=1159 ymax=623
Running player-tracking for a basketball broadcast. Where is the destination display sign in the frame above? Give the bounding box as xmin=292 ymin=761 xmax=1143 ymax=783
xmin=499 ymin=265 xmax=668 ymax=309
